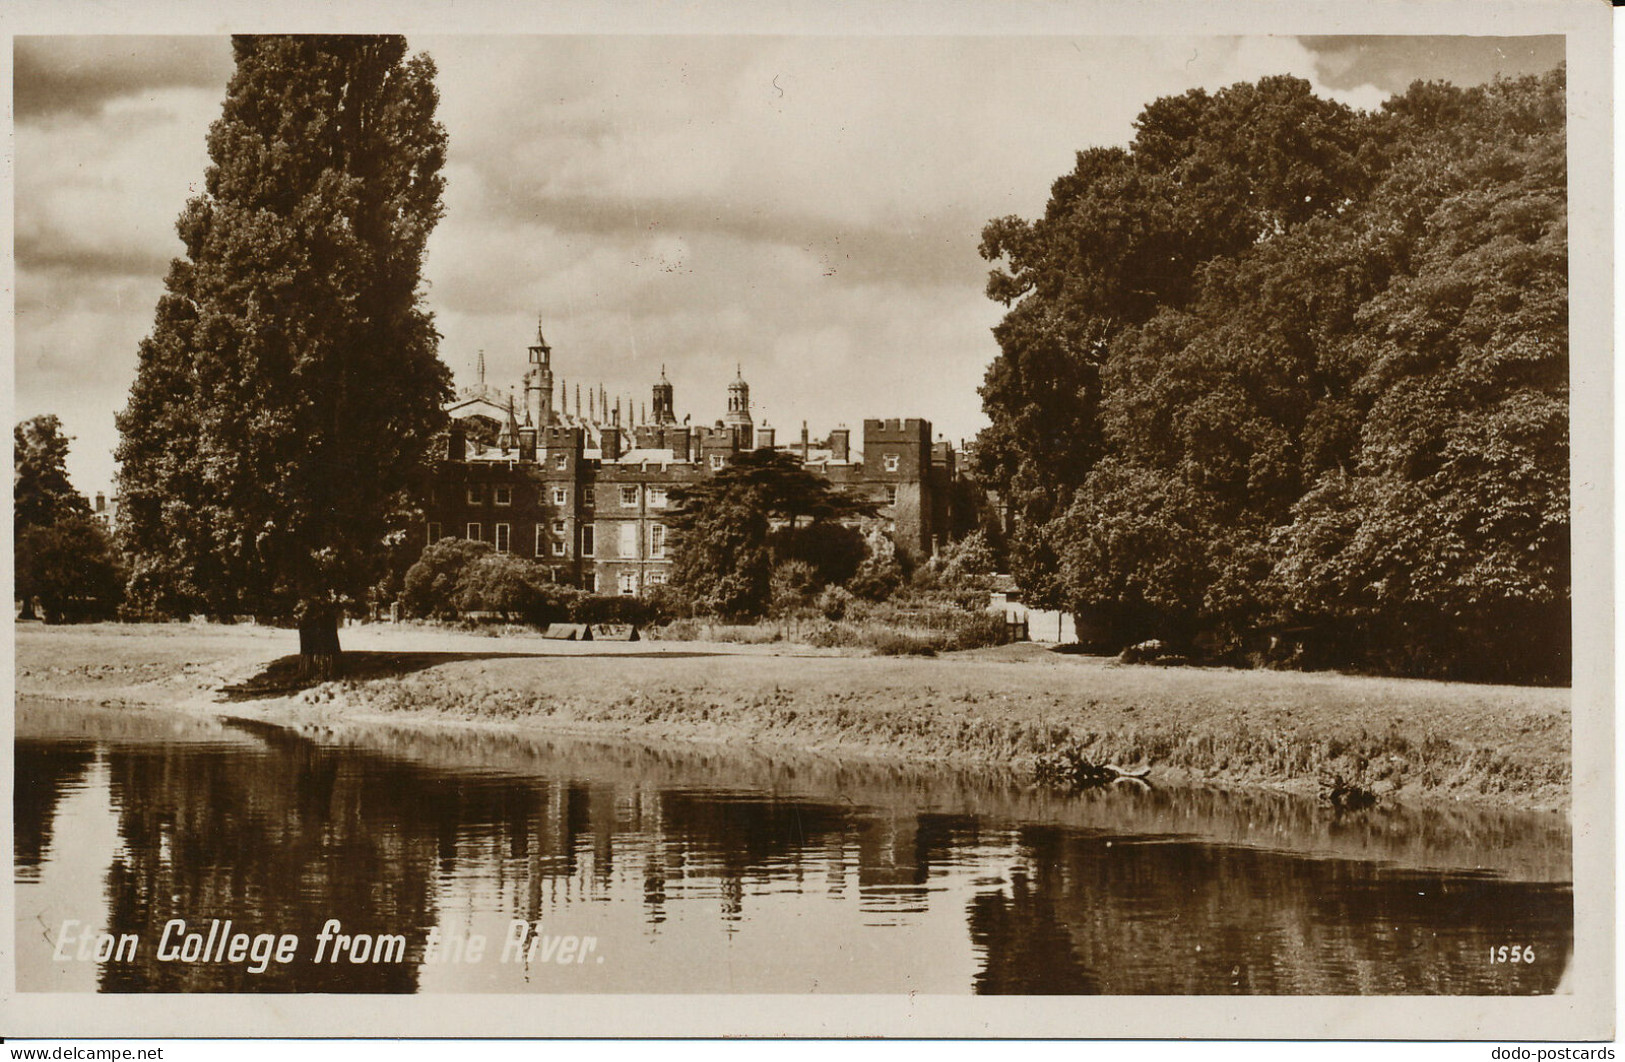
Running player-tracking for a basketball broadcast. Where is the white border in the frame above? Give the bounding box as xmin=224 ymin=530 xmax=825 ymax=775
xmin=0 ymin=0 xmax=1611 ymax=1041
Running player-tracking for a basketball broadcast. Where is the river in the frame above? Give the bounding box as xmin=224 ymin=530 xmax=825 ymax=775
xmin=15 ymin=699 xmax=1571 ymax=994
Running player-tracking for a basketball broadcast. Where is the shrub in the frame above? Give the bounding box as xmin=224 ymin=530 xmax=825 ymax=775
xmin=402 ymin=538 xmax=492 ymax=619
xmin=769 ymin=560 xmax=821 ymax=616
xmin=773 ymin=521 xmax=867 ymax=586
xmin=455 ymin=552 xmax=559 ymax=621
xmin=643 ymin=584 xmax=696 ymax=623
xmin=18 ymin=514 xmax=125 ymax=623
xmin=567 ymin=594 xmax=658 ymax=627
xmin=815 ymin=584 xmax=855 ymax=620
xmin=949 ymin=609 xmax=1012 ymax=651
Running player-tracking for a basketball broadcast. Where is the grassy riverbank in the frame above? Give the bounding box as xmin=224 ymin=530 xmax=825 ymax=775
xmin=14 ymin=621 xmax=1572 ymax=812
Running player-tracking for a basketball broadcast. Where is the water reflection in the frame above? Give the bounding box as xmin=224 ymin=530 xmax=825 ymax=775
xmin=14 ymin=742 xmax=95 ymax=881
xmin=15 ymin=702 xmax=1571 ymax=994
xmin=968 ymin=828 xmax=1568 ymax=995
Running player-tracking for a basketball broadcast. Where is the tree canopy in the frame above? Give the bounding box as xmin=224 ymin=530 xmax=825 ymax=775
xmin=15 ymin=415 xmax=89 ymax=532
xmin=115 ymin=35 xmax=450 ymax=672
xmin=666 ymin=449 xmax=876 ymax=619
xmin=15 ymin=416 xmax=122 ymax=622
xmin=977 ymin=70 xmax=1568 ymax=682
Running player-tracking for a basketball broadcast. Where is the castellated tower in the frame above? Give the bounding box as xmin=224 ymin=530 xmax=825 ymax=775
xmin=724 ymin=364 xmax=753 ymax=445
xmin=525 ymin=316 xmax=555 ymax=427
xmin=652 ymin=366 xmax=677 ymax=426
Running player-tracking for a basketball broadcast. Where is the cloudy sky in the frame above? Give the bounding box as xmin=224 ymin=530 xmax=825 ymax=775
xmin=14 ymin=33 xmax=1563 ymax=496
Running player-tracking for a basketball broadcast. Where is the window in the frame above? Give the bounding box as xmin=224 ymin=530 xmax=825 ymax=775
xmin=554 ymin=453 xmax=568 ymax=471
xmin=535 ymin=524 xmax=546 ymax=557
xmin=886 ymin=485 xmax=898 ymax=506
xmin=494 ymin=523 xmax=511 ymax=553
xmin=467 ymin=486 xmax=482 ymax=506
xmin=619 ymin=522 xmax=637 ymax=557
xmin=552 ymin=487 xmax=567 ymax=505
xmin=648 ymin=486 xmax=667 ymax=508
xmin=649 ymin=523 xmax=666 ymax=558
xmin=466 ymin=522 xmax=482 ymax=541
xmin=884 ymin=454 xmax=900 ymax=473
xmin=551 ymin=540 xmax=567 ymax=557
xmin=585 ymin=572 xmax=598 ymax=593
xmin=427 ymin=522 xmax=441 ymax=545
xmin=493 ymin=486 xmax=512 ymax=507
xmin=552 ymin=519 xmax=566 ymax=535
xmin=618 ymin=571 xmax=637 ymax=596
xmin=709 ymin=454 xmax=724 ymax=470
xmin=647 ymin=570 xmax=667 ymax=587
xmin=620 ymin=485 xmax=639 ymax=507
xmin=581 ymin=524 xmax=596 ymax=557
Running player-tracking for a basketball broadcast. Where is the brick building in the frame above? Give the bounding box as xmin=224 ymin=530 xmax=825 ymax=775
xmin=421 ymin=321 xmax=963 ymax=596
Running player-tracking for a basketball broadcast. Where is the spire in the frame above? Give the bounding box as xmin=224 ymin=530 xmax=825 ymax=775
xmin=477 ymin=349 xmax=486 ymax=388
xmin=528 ymin=315 xmax=552 ymax=370
xmin=499 ymin=394 xmax=520 ymax=452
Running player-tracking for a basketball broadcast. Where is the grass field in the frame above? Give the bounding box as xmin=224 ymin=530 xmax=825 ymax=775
xmin=14 ymin=620 xmax=1572 ymax=811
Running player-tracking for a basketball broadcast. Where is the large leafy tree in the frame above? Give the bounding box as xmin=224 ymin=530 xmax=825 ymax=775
xmin=976 ymin=77 xmax=1368 ymax=606
xmin=978 ymin=69 xmax=1567 ymax=681
xmin=15 ymin=415 xmax=117 ymax=621
xmin=667 ymin=449 xmax=874 ymax=620
xmin=1274 ymin=72 xmax=1569 ymax=680
xmin=15 ymin=415 xmax=89 ymax=532
xmin=18 ymin=515 xmax=126 ymax=624
xmin=116 ymin=36 xmax=449 ymax=675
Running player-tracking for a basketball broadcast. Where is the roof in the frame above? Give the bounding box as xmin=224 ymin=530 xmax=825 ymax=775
xmin=611 ymin=448 xmax=685 ymax=466
xmin=447 ymin=395 xmax=512 ymax=422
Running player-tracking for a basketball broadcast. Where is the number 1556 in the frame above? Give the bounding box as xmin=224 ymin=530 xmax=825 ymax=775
xmin=1490 ymin=945 xmax=1535 ymax=963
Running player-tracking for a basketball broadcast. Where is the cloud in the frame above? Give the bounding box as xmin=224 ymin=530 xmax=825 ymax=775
xmin=19 ymin=32 xmax=1544 ymax=497
xmin=1298 ymin=35 xmax=1564 ymax=97
xmin=416 ymin=33 xmax=1398 ymax=443
xmin=14 ymin=35 xmax=232 ymax=120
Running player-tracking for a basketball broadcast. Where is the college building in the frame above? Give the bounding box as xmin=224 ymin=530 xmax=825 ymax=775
xmin=422 ymin=320 xmax=963 ymax=595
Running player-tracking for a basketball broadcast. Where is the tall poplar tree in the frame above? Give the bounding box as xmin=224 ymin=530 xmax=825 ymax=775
xmin=116 ymin=35 xmax=450 ymax=675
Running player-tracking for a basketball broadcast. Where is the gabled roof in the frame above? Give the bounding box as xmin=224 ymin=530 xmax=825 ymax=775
xmin=447 ymin=394 xmax=512 ymax=422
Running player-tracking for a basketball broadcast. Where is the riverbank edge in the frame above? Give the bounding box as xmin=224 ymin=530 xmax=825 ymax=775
xmin=15 ymin=645 xmax=1570 ymax=816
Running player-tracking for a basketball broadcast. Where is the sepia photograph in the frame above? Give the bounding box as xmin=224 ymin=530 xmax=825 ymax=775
xmin=3 ymin=0 xmax=1613 ymax=1043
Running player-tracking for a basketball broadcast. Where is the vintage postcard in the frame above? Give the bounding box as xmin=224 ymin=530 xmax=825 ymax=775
xmin=1 ymin=0 xmax=1612 ymax=1042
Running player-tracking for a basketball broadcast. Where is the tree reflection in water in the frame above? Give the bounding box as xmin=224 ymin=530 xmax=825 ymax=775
xmin=15 ymin=709 xmax=1573 ymax=995
xmin=966 ymin=826 xmax=1569 ymax=994
xmin=14 ymin=741 xmax=96 ymax=881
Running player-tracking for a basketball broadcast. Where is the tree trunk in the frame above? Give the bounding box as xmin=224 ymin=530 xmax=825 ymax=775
xmin=18 ymin=596 xmax=36 ymax=621
xmin=298 ymin=608 xmax=344 ymax=680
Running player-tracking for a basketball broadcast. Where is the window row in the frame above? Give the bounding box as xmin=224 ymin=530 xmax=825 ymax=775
xmin=460 ymin=484 xmax=571 ymax=506
xmin=430 ymin=521 xmax=663 ymax=559
xmin=618 ymin=484 xmax=668 ymax=508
